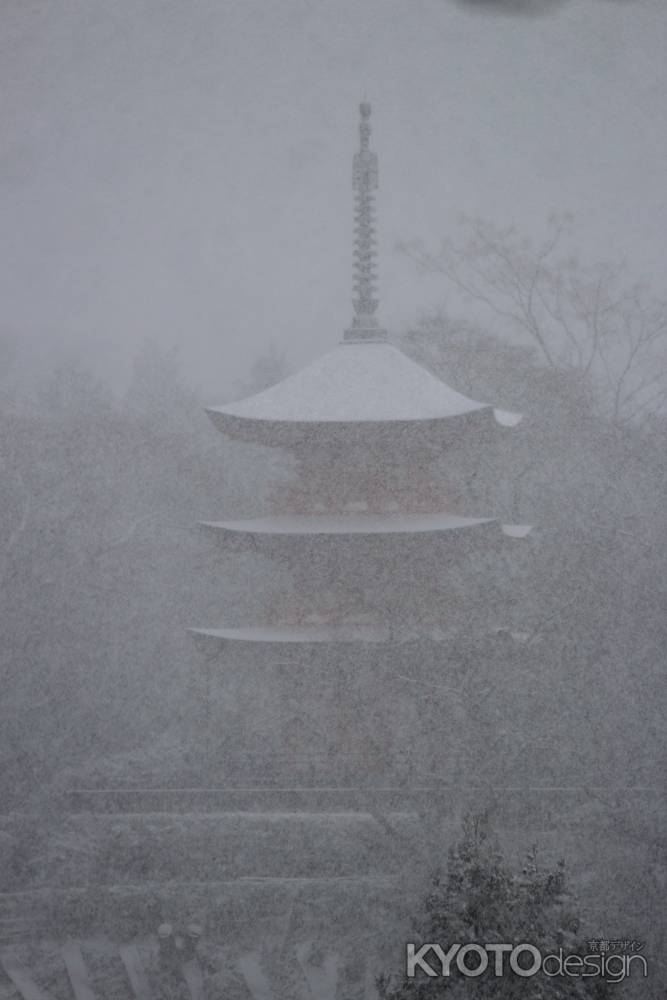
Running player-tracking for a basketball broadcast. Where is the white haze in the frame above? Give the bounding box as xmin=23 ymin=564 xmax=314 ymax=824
xmin=1 ymin=0 xmax=665 ymax=395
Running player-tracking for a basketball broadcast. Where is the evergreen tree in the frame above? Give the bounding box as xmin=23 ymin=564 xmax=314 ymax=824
xmin=378 ymin=811 xmax=617 ymax=998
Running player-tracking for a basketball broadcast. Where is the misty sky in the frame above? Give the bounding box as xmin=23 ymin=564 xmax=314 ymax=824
xmin=1 ymin=0 xmax=665 ymax=398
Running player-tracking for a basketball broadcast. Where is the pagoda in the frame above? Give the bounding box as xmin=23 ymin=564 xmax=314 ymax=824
xmin=191 ymin=102 xmax=531 ymax=794
xmin=0 ymin=106 xmax=535 ymax=986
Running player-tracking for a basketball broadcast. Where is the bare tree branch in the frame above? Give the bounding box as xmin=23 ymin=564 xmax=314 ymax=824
xmin=400 ymin=217 xmax=667 ymax=424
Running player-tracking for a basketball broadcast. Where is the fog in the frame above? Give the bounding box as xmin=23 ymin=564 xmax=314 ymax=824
xmin=1 ymin=1 xmax=666 ymax=996
xmin=2 ymin=0 xmax=666 ymax=395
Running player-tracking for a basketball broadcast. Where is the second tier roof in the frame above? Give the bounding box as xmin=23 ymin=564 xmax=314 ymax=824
xmin=200 ymin=512 xmax=533 ymax=537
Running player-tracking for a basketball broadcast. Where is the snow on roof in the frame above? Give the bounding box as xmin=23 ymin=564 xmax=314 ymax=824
xmin=500 ymin=524 xmax=533 ymax=538
xmin=207 ymin=342 xmax=521 ymax=427
xmin=188 ymin=625 xmax=393 ymax=643
xmin=189 ymin=623 xmax=535 ymax=645
xmin=200 ymin=512 xmax=494 ymax=536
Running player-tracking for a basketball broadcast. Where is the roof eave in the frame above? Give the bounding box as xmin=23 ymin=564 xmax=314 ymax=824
xmin=205 ymin=405 xmax=521 ymax=446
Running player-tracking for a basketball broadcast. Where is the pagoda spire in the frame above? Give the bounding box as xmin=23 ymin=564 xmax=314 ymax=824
xmin=344 ymin=102 xmax=387 ymax=342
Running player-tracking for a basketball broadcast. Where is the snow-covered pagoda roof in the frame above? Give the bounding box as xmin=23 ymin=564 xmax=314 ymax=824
xmin=189 ymin=625 xmax=394 ymax=644
xmin=207 ymin=105 xmax=521 ymax=443
xmin=188 ymin=622 xmax=535 ymax=647
xmin=200 ymin=512 xmax=532 ymax=539
xmin=207 ymin=341 xmax=521 ymax=434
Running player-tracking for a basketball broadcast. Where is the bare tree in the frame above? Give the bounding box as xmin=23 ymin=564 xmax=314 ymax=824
xmin=400 ymin=216 xmax=667 ymax=425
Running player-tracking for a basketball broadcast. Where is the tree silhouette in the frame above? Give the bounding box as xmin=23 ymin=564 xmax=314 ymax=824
xmin=378 ymin=811 xmax=618 ymax=998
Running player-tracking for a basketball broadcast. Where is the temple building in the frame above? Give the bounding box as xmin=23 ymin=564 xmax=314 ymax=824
xmin=0 ymin=105 xmax=536 ymax=998
xmin=191 ymin=102 xmax=531 ymax=792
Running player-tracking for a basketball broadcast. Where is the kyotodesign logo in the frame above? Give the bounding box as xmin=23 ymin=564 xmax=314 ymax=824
xmin=406 ymin=942 xmax=648 ymax=984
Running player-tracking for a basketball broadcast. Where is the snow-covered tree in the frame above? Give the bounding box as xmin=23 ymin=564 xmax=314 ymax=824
xmin=378 ymin=812 xmax=616 ymax=998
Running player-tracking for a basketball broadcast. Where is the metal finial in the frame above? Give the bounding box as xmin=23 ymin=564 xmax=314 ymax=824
xmin=344 ymin=103 xmax=386 ymax=343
